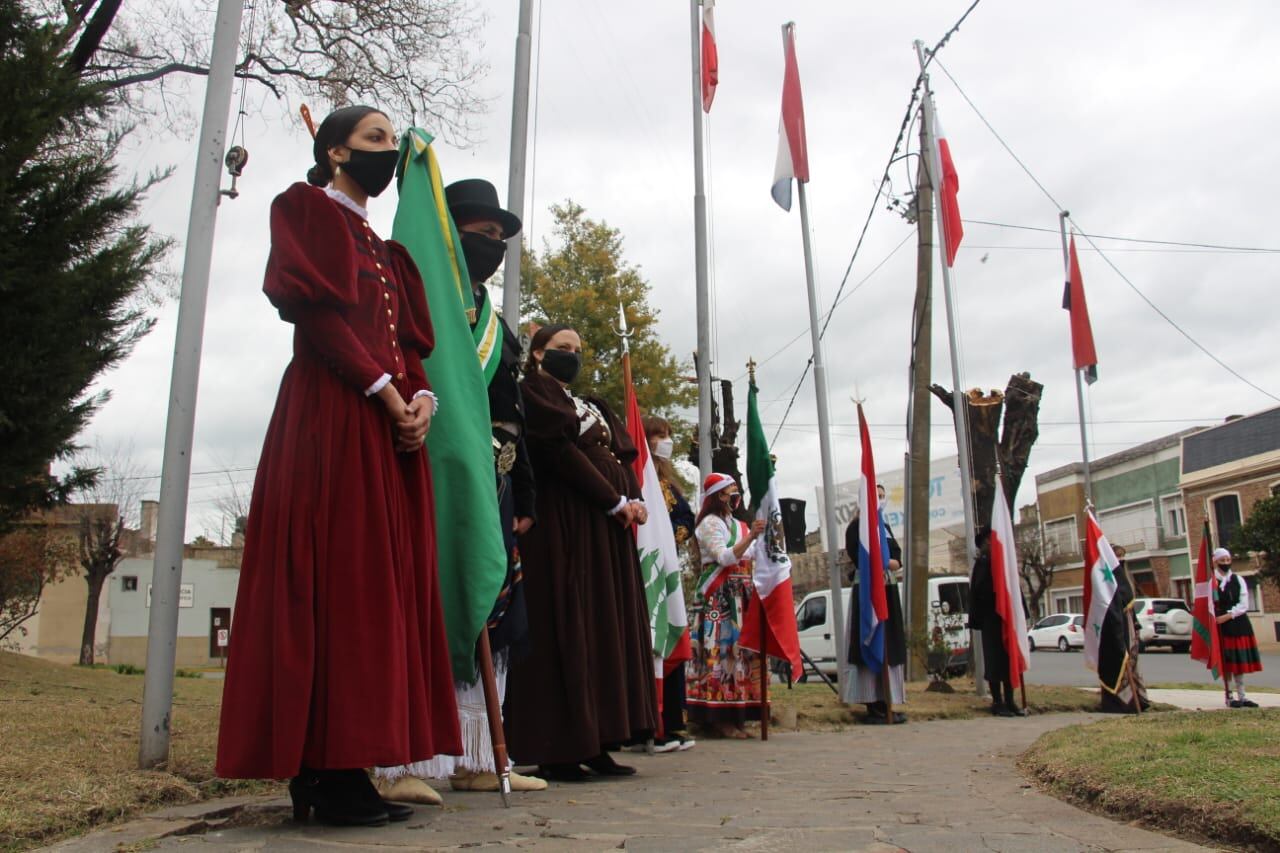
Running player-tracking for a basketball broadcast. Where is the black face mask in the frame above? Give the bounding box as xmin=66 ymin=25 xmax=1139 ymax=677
xmin=341 ymin=147 xmax=399 ymax=198
xmin=540 ymin=349 xmax=581 ymax=384
xmin=460 ymin=231 xmax=507 ymax=283
xmin=728 ymin=493 xmax=742 ymax=511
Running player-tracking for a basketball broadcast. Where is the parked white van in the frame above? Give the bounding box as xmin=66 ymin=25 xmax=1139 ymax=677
xmin=792 ymin=575 xmax=971 ymax=681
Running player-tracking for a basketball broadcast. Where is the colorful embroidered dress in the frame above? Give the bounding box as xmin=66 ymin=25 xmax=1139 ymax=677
xmin=687 ymin=514 xmax=763 ymax=724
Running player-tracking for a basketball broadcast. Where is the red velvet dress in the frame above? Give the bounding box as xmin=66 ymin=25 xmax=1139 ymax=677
xmin=216 ymin=184 xmax=462 ymax=779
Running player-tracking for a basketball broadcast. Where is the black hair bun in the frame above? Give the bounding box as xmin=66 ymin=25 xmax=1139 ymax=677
xmin=306 ymin=163 xmax=330 ymax=187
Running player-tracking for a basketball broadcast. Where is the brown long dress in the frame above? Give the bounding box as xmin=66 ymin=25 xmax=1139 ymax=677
xmin=504 ymin=368 xmax=658 ymax=765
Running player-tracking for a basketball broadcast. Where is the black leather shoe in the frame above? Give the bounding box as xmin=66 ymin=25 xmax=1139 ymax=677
xmin=289 ymin=769 xmax=390 ymax=827
xmin=534 ymin=762 xmax=591 ymax=782
xmin=583 ymin=752 xmax=636 ymax=776
xmin=380 ymin=799 xmax=413 ymax=821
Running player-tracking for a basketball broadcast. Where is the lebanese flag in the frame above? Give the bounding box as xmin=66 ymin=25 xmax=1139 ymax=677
xmin=1082 ymin=509 xmax=1130 ymax=693
xmin=737 ymin=377 xmax=803 ymax=678
xmin=701 ymin=0 xmax=718 ymax=112
xmin=1061 ymin=234 xmax=1099 ymax=383
xmin=623 ymin=372 xmax=691 ymax=717
xmin=989 ymin=477 xmax=1030 ymax=689
xmin=1190 ymin=521 xmax=1223 ymax=679
xmin=935 ymin=116 xmax=964 ymax=267
xmin=853 ymin=403 xmax=891 ymax=673
xmin=769 ymin=22 xmax=809 ymax=212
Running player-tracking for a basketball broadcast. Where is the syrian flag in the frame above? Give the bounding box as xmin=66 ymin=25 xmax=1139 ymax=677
xmin=701 ymin=0 xmax=718 ymax=112
xmin=1190 ymin=521 xmax=1223 ymax=680
xmin=737 ymin=377 xmax=803 ymax=678
xmin=1062 ymin=235 xmax=1099 ymax=383
xmin=1082 ymin=509 xmax=1130 ymax=693
xmin=853 ymin=403 xmax=891 ymax=674
xmin=623 ymin=376 xmax=690 ymax=679
xmin=935 ymin=116 xmax=964 ymax=267
xmin=770 ymin=22 xmax=809 ymax=212
xmin=989 ymin=477 xmax=1030 ymax=689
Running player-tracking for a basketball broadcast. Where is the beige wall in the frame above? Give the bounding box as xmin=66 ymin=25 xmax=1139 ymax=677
xmin=108 ymin=635 xmax=224 ymax=669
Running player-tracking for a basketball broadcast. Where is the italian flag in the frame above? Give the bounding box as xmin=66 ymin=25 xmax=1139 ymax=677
xmin=737 ymin=377 xmax=803 ymax=677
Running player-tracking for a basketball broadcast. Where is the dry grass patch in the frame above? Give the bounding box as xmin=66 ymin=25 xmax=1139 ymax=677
xmin=0 ymin=651 xmax=274 ymax=851
xmin=766 ymin=678 xmax=1126 ymax=731
xmin=1020 ymin=709 xmax=1280 ymax=851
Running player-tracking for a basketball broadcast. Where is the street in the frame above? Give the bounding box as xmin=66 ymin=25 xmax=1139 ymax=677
xmin=1025 ymin=646 xmax=1280 ymax=688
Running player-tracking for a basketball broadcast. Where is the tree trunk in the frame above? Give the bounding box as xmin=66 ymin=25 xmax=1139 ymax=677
xmin=79 ymin=572 xmax=105 ymax=666
xmin=998 ymin=372 xmax=1044 ymax=508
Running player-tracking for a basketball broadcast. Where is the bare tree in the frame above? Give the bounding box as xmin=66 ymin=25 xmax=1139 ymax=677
xmin=39 ymin=0 xmax=489 ymax=142
xmin=1016 ymin=517 xmax=1059 ymax=621
xmin=72 ymin=443 xmax=146 ymax=665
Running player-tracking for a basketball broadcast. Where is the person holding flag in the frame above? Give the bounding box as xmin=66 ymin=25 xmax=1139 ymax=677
xmin=1190 ymin=523 xmax=1225 ymax=693
xmin=841 ymin=406 xmax=905 ymax=723
xmin=689 ymin=472 xmax=766 ymax=738
xmin=1211 ymin=547 xmax=1263 ymax=707
xmin=1082 ymin=510 xmax=1145 ymax=714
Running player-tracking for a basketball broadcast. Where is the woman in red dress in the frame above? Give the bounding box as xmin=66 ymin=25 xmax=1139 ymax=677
xmin=216 ymin=106 xmax=461 ymax=826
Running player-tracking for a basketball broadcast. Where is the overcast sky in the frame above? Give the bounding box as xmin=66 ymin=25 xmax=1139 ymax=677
xmin=80 ymin=1 xmax=1280 ymax=540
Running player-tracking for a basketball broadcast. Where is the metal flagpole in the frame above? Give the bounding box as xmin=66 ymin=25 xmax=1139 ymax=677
xmin=1057 ymin=212 xmax=1093 ymax=505
xmin=796 ymin=179 xmax=847 ymax=701
xmin=139 ymin=0 xmax=246 ymax=768
xmin=690 ymin=0 xmax=713 ymax=481
xmin=914 ymin=41 xmax=981 ymax=696
xmin=501 ymin=0 xmax=534 ymax=330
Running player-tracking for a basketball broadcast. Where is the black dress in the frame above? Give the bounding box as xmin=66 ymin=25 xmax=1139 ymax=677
xmin=503 ymin=369 xmax=658 ymax=765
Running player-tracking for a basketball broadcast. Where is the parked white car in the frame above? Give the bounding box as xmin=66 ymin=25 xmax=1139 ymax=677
xmin=1133 ymin=597 xmax=1192 ymax=652
xmin=1027 ymin=613 xmax=1084 ymax=652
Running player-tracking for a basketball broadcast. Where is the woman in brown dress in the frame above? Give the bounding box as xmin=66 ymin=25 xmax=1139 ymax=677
xmin=504 ymin=324 xmax=658 ymax=781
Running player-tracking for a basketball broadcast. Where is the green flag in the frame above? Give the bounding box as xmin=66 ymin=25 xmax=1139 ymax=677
xmin=393 ymin=128 xmax=506 ymax=682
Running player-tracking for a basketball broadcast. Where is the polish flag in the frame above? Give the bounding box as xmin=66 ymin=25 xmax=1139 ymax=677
xmin=701 ymin=0 xmax=718 ymax=112
xmin=989 ymin=478 xmax=1030 ymax=689
xmin=935 ymin=117 xmax=964 ymax=267
xmin=770 ymin=22 xmax=809 ymax=212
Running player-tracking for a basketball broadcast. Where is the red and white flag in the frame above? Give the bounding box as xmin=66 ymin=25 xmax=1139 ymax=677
xmin=770 ymin=22 xmax=809 ymax=212
xmin=935 ymin=116 xmax=964 ymax=266
xmin=1190 ymin=521 xmax=1222 ymax=679
xmin=701 ymin=0 xmax=718 ymax=112
xmin=989 ymin=477 xmax=1030 ymax=689
xmin=1061 ymin=234 xmax=1099 ymax=383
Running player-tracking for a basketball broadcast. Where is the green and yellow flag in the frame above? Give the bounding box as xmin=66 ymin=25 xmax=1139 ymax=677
xmin=393 ymin=128 xmax=506 ymax=682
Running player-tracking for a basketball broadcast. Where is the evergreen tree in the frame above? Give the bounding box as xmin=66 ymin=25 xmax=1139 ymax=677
xmin=0 ymin=4 xmax=169 ymax=531
xmin=520 ymin=201 xmax=696 ymax=423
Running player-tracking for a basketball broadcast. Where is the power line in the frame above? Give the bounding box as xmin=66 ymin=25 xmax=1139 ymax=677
xmin=963 ymin=218 xmax=1280 ymax=254
xmin=933 ymin=58 xmax=1280 ymax=405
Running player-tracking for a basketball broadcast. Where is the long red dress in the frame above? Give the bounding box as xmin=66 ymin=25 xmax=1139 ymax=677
xmin=216 ymin=184 xmax=462 ymax=779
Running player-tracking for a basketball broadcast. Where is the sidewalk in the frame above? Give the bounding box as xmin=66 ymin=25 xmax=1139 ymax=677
xmin=45 ymin=713 xmax=1209 ymax=852
xmin=1147 ymin=687 xmax=1280 ymax=711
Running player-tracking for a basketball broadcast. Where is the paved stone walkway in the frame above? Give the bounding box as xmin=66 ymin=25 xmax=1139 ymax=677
xmin=1147 ymin=687 xmax=1280 ymax=711
xmin=47 ymin=713 xmax=1209 ymax=852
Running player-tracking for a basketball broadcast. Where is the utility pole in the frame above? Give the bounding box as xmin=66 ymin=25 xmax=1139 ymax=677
xmin=689 ymin=0 xmax=713 ymax=481
xmin=501 ymin=0 xmax=534 ymax=330
xmin=903 ymin=118 xmax=933 ymax=681
xmin=139 ymin=0 xmax=245 ymax=769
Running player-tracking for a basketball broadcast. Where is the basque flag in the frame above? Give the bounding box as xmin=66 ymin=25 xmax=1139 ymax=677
xmin=855 ymin=403 xmax=890 ymax=674
xmin=770 ymin=22 xmax=809 ymax=211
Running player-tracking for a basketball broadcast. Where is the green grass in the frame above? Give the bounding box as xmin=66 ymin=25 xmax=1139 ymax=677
xmin=1021 ymin=709 xmax=1280 ymax=849
xmin=0 ymin=652 xmax=273 ymax=852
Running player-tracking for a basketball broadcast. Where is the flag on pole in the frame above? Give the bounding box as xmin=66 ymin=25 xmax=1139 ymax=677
xmin=701 ymin=0 xmax=718 ymax=112
xmin=935 ymin=116 xmax=964 ymax=267
xmin=1082 ymin=509 xmax=1129 ymax=693
xmin=1190 ymin=521 xmax=1223 ymax=679
xmin=854 ymin=403 xmax=891 ymax=674
xmin=737 ymin=376 xmax=803 ymax=677
xmin=769 ymin=22 xmax=809 ymax=212
xmin=1062 ymin=235 xmax=1099 ymax=383
xmin=989 ymin=477 xmax=1030 ymax=689
xmin=392 ymin=128 xmax=507 ymax=682
xmin=623 ymin=371 xmax=690 ymax=666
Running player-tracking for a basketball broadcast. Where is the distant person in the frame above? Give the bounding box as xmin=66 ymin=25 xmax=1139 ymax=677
xmin=843 ymin=485 xmax=906 ymax=724
xmin=688 ymin=472 xmax=766 ymax=739
xmin=216 ymin=105 xmax=460 ymax=827
xmin=1212 ymin=548 xmax=1262 ymax=707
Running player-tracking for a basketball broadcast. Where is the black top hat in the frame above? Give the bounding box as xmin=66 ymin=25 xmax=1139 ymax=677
xmin=445 ymin=179 xmax=522 ymax=239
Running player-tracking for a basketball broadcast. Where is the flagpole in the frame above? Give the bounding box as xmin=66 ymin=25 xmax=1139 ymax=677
xmin=758 ymin=595 xmax=770 ymax=740
xmin=1058 ymin=212 xmax=1093 ymax=505
xmin=915 ymin=42 xmax=981 ymax=695
xmin=501 ymin=0 xmax=535 ymax=329
xmin=794 ymin=180 xmax=847 ymax=701
xmin=689 ymin=0 xmax=713 ymax=481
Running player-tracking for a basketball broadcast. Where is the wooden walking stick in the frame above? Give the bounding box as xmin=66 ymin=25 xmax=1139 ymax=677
xmin=758 ymin=594 xmax=769 ymax=741
xmin=476 ymin=629 xmax=511 ymax=806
